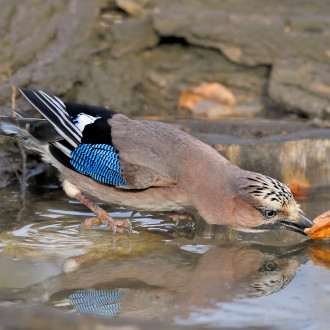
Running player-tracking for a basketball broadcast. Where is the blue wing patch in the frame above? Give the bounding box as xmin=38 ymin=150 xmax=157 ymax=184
xmin=70 ymin=144 xmax=127 ymax=186
xmin=69 ymin=289 xmax=125 ymax=317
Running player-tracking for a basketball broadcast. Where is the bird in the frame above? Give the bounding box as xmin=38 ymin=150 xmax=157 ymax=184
xmin=0 ymin=88 xmax=313 ymax=234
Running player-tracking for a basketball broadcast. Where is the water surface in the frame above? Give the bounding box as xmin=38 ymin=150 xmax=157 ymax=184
xmin=0 ymin=183 xmax=329 ymax=329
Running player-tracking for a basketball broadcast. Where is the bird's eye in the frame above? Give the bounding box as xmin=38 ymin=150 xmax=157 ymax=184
xmin=265 ymin=210 xmax=277 ymax=219
xmin=259 ymin=209 xmax=277 ymax=219
xmin=259 ymin=260 xmax=277 ymax=272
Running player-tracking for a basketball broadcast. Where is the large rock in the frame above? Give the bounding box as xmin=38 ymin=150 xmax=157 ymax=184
xmin=0 ymin=0 xmax=329 ymax=118
xmin=110 ymin=18 xmax=159 ymax=58
xmin=269 ymin=56 xmax=330 ymax=118
xmin=76 ymin=44 xmax=268 ymax=116
xmin=151 ymin=0 xmax=330 ymax=66
xmin=76 ymin=54 xmax=145 ymax=114
xmin=191 ymin=125 xmax=330 ymax=187
xmin=150 ymin=0 xmax=330 ymax=117
xmin=0 ymin=0 xmax=97 ymax=114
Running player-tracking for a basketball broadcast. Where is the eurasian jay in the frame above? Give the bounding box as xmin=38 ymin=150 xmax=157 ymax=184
xmin=0 ymin=243 xmax=303 ymax=318
xmin=0 ymin=88 xmax=313 ymax=234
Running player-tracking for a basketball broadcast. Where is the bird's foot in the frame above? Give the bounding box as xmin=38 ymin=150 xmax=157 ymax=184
xmin=81 ymin=216 xmax=131 ymax=233
xmin=81 ymin=215 xmax=132 ymax=234
xmin=74 ymin=193 xmax=131 ymax=233
xmin=82 ymin=217 xmax=102 ymax=228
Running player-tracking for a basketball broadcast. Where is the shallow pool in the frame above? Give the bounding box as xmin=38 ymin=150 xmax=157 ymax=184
xmin=0 ymin=183 xmax=329 ymax=329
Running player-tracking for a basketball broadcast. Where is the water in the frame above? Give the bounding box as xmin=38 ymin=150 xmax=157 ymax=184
xmin=0 ymin=183 xmax=329 ymax=329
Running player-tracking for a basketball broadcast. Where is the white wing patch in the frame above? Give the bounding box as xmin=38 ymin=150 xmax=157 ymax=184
xmin=72 ymin=113 xmax=101 ymax=132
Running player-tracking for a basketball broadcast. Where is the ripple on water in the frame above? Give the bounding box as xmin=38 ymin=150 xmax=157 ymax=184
xmin=0 ymin=204 xmax=176 ymax=263
xmin=0 ymin=207 xmax=123 ymax=260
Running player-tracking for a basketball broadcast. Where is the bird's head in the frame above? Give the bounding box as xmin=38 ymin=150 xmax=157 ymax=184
xmin=234 ymin=173 xmax=314 ymax=235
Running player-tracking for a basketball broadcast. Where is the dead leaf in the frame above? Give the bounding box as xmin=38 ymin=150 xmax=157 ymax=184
xmin=287 ymin=179 xmax=310 ymax=199
xmin=307 ymin=245 xmax=330 ymax=270
xmin=178 ymin=82 xmax=236 ymax=111
xmin=304 ymin=210 xmax=330 ymax=240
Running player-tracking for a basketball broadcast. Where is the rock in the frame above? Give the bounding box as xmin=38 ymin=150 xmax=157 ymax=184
xmin=115 ymin=0 xmax=146 ymax=18
xmin=110 ymin=18 xmax=159 ymax=58
xmin=150 ymin=0 xmax=330 ymax=117
xmin=269 ymin=55 xmax=330 ymax=118
xmin=76 ymin=54 xmax=144 ymax=114
xmin=0 ymin=0 xmax=98 ymax=115
xmin=151 ymin=1 xmax=330 ymax=66
xmin=176 ymin=119 xmax=330 ymax=188
xmin=0 ymin=1 xmax=270 ymax=118
xmin=0 ymin=0 xmax=329 ymax=189
xmin=137 ymin=45 xmax=268 ymax=116
xmin=178 ymin=117 xmax=316 ymax=140
xmin=192 ymin=101 xmax=261 ymax=120
xmin=211 ymin=130 xmax=330 ymax=188
xmin=193 ymin=101 xmax=234 ymax=120
xmin=0 ymin=0 xmax=329 ymax=119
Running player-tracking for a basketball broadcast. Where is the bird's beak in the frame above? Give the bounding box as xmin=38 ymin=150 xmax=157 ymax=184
xmin=278 ymin=212 xmax=314 ymax=235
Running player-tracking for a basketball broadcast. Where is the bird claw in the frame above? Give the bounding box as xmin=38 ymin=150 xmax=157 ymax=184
xmin=81 ymin=217 xmax=102 ymax=229
xmin=74 ymin=193 xmax=132 ymax=234
xmin=113 ymin=218 xmax=132 ymax=234
xmin=80 ymin=215 xmax=132 ymax=234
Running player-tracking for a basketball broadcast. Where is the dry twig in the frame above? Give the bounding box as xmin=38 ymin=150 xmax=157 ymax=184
xmin=11 ymin=86 xmax=27 ymax=211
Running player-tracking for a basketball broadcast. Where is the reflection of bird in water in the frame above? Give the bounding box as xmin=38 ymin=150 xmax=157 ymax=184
xmin=69 ymin=289 xmax=125 ymax=317
xmin=0 ymin=242 xmax=307 ymax=321
xmin=0 ymin=88 xmax=313 ymax=233
xmin=247 ymin=257 xmax=300 ymax=297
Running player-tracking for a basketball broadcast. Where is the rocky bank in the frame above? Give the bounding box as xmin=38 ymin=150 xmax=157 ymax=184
xmin=0 ymin=0 xmax=329 ymax=187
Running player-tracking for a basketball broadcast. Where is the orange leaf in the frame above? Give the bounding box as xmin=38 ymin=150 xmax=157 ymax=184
xmin=307 ymin=245 xmax=330 ymax=270
xmin=287 ymin=179 xmax=310 ymax=199
xmin=178 ymin=82 xmax=236 ymax=111
xmin=304 ymin=210 xmax=330 ymax=240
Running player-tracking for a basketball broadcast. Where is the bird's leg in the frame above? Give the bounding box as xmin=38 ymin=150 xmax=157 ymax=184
xmin=74 ymin=193 xmax=131 ymax=233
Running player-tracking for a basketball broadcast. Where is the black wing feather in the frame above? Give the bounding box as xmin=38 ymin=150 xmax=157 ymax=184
xmin=17 ymin=88 xmax=124 ymax=185
xmin=29 ymin=120 xmax=62 ymax=142
xmin=19 ymin=88 xmax=82 ymax=147
xmin=64 ymin=102 xmax=116 ymax=145
xmin=64 ymin=102 xmax=117 ymax=119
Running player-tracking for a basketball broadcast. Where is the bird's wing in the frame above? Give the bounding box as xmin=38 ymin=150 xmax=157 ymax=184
xmin=109 ymin=114 xmax=180 ymax=188
xmin=19 ymin=88 xmax=179 ymax=189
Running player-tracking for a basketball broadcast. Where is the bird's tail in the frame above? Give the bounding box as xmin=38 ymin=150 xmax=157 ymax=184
xmin=0 ymin=113 xmax=61 ymax=153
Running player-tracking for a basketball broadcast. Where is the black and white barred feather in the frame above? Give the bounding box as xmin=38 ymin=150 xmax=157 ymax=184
xmin=0 ymin=88 xmax=127 ymax=187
